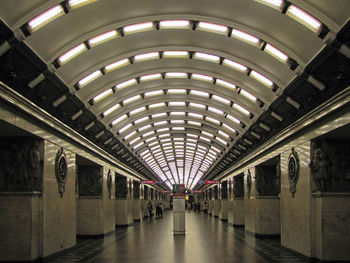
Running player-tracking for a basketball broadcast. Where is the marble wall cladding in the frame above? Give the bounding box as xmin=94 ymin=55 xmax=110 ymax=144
xmin=312 ymin=194 xmax=350 ymax=261
xmin=208 ymin=200 xmax=214 ymax=215
xmin=256 ymin=197 xmax=280 ymax=235
xmin=115 ymin=199 xmax=133 ymax=225
xmin=142 ymin=200 xmax=149 ymax=217
xmin=103 ymin=167 xmax=115 ymax=234
xmin=78 ymin=198 xmax=103 ymax=235
xmin=214 ymin=200 xmax=220 ymax=217
xmin=244 ymin=168 xmax=257 ymax=233
xmin=219 ymin=199 xmax=228 ymax=220
xmin=281 ymin=141 xmax=311 ymax=257
xmin=133 ymin=199 xmax=142 ymax=220
xmin=0 ymin=194 xmax=41 ymax=261
xmin=228 ymin=200 xmax=234 ymax=224
xmin=42 ymin=141 xmax=76 ymax=258
xmin=232 ymin=198 xmax=245 ymax=226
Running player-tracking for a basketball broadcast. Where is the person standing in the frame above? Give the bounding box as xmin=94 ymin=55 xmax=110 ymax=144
xmin=148 ymin=201 xmax=153 ymax=220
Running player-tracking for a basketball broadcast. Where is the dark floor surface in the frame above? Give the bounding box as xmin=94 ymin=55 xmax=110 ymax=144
xmin=44 ymin=210 xmax=308 ymax=263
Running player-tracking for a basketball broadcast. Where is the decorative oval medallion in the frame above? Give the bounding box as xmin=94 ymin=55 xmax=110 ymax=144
xmin=288 ymin=148 xmax=300 ymax=198
xmin=55 ymin=147 xmax=68 ymax=197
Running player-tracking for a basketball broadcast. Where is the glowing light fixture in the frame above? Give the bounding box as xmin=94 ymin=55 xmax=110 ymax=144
xmin=134 ymin=52 xmax=159 ymax=62
xmin=93 ymin=89 xmax=113 ymax=103
xmin=226 ymin=114 xmax=240 ymax=124
xmin=103 ymin=104 xmax=120 ymax=117
xmin=254 ymin=0 xmax=283 ymax=10
xmin=231 ymin=29 xmax=260 ymax=45
xmin=130 ymin=107 xmax=146 ymax=116
xmin=169 ymin=101 xmax=186 ymax=107
xmin=286 ymin=5 xmax=322 ymax=33
xmin=119 ymin=123 xmax=133 ymax=134
xmin=138 ymin=125 xmax=152 ymax=132
xmin=112 ymin=114 xmax=127 ymax=126
xmin=206 ymin=117 xmax=220 ymax=125
xmin=58 ymin=43 xmax=87 ymax=65
xmin=223 ymin=59 xmax=248 ymax=72
xmin=264 ymin=43 xmax=288 ymax=62
xmin=145 ymin=90 xmax=163 ymax=97
xmin=233 ymin=103 xmax=250 ymax=116
xmin=240 ymin=90 xmax=257 ymax=101
xmin=167 ymin=89 xmax=186 ymax=94
xmin=152 ymin=112 xmax=167 ymax=118
xmin=216 ymin=79 xmax=236 ymax=90
xmin=149 ymin=103 xmax=165 ymax=109
xmin=198 ymin=22 xmax=228 ymax=34
xmin=208 ymin=107 xmax=224 ymax=115
xmin=78 ymin=70 xmax=102 ymax=88
xmin=165 ymin=72 xmax=187 ymax=78
xmin=68 ymin=0 xmax=98 ymax=9
xmin=189 ymin=103 xmax=206 ymax=109
xmin=135 ymin=116 xmax=149 ymax=124
xmin=212 ymin=95 xmax=231 ymax=105
xmin=159 ymin=20 xmax=191 ymax=29
xmin=88 ymin=30 xmax=117 ymax=47
xmin=188 ymin=113 xmax=203 ymax=119
xmin=140 ymin=73 xmax=162 ymax=82
xmin=191 ymin=74 xmax=213 ymax=82
xmin=163 ymin=51 xmax=189 ymax=58
xmin=123 ymin=22 xmax=153 ymax=34
xmin=28 ymin=5 xmax=65 ymax=33
xmin=215 ymin=136 xmax=228 ymax=146
xmin=194 ymin=52 xmax=220 ymax=63
xmin=250 ymin=71 xmax=273 ymax=87
xmin=190 ymin=90 xmax=209 ymax=98
xmin=123 ymin=95 xmax=141 ymax=105
xmin=105 ymin=59 xmax=129 ymax=72
xmin=222 ymin=123 xmax=236 ymax=134
xmin=116 ymin=79 xmax=137 ymax=90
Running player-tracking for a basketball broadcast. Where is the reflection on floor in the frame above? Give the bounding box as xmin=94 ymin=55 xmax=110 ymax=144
xmin=44 ymin=211 xmax=308 ymax=263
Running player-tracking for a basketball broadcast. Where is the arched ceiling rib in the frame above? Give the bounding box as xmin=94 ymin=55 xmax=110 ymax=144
xmin=0 ymin=0 xmax=349 ymax=189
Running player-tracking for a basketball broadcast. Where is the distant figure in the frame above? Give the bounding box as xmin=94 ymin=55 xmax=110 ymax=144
xmin=159 ymin=202 xmax=163 ymax=218
xmin=148 ymin=201 xmax=153 ymax=220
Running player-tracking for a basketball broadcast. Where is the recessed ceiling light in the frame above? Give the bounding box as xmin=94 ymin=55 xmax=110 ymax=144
xmin=28 ymin=5 xmax=65 ymax=33
xmin=264 ymin=43 xmax=288 ymax=63
xmin=134 ymin=52 xmax=159 ymax=62
xmin=286 ymin=5 xmax=322 ymax=33
xmin=78 ymin=70 xmax=102 ymax=88
xmin=103 ymin=104 xmax=120 ymax=117
xmin=231 ymin=29 xmax=260 ymax=46
xmin=250 ymin=70 xmax=274 ymax=87
xmin=216 ymin=79 xmax=236 ymax=90
xmin=105 ymin=58 xmax=129 ymax=72
xmin=58 ymin=44 xmax=87 ymax=65
xmin=123 ymin=22 xmax=153 ymax=34
xmin=88 ymin=30 xmax=117 ymax=47
xmin=197 ymin=21 xmax=228 ymax=35
xmin=159 ymin=20 xmax=191 ymax=29
xmin=163 ymin=51 xmax=189 ymax=58
xmin=116 ymin=79 xmax=137 ymax=90
xmin=93 ymin=89 xmax=113 ymax=103
xmin=194 ymin=52 xmax=220 ymax=63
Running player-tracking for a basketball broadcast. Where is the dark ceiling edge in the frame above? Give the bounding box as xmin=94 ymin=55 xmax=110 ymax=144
xmin=0 ymin=81 xmax=165 ymax=190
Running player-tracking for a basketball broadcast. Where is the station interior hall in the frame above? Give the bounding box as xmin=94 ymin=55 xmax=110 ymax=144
xmin=0 ymin=0 xmax=350 ymax=262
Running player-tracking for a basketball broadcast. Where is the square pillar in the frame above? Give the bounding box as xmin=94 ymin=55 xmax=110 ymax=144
xmin=115 ymin=173 xmax=133 ymax=226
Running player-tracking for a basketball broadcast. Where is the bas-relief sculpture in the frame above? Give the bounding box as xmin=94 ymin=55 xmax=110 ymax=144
xmin=310 ymin=139 xmax=350 ymax=192
xmin=0 ymin=138 xmax=43 ymax=192
xmin=221 ymin=181 xmax=228 ymax=199
xmin=77 ymin=166 xmax=102 ymax=196
xmin=256 ymin=166 xmax=279 ymax=197
xmin=133 ymin=181 xmax=140 ymax=198
xmin=233 ymin=173 xmax=244 ymax=198
xmin=144 ymin=185 xmax=148 ymax=199
xmin=115 ymin=173 xmax=128 ymax=199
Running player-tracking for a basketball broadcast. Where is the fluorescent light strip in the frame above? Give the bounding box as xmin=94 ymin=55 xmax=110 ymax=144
xmin=149 ymin=103 xmax=165 ymax=109
xmin=116 ymin=79 xmax=137 ymax=90
xmin=168 ymin=89 xmax=187 ymax=94
xmin=216 ymin=79 xmax=236 ymax=90
xmin=264 ymin=43 xmax=288 ymax=63
xmin=112 ymin=114 xmax=127 ymax=126
xmin=130 ymin=107 xmax=146 ymax=115
xmin=93 ymin=89 xmax=113 ymax=103
xmin=206 ymin=117 xmax=220 ymax=125
xmin=28 ymin=5 xmax=65 ymax=32
xmin=140 ymin=74 xmax=162 ymax=82
xmin=105 ymin=59 xmax=129 ymax=72
xmin=123 ymin=95 xmax=141 ymax=105
xmin=145 ymin=90 xmax=163 ymax=97
xmin=218 ymin=130 xmax=229 ymax=138
xmin=233 ymin=103 xmax=250 ymax=115
xmin=58 ymin=44 xmax=87 ymax=65
xmin=223 ymin=59 xmax=248 ymax=72
xmin=190 ymin=90 xmax=209 ymax=98
xmin=169 ymin=102 xmax=186 ymax=107
xmin=78 ymin=70 xmax=102 ymax=88
xmin=226 ymin=114 xmax=240 ymax=124
xmin=152 ymin=112 xmax=167 ymax=118
xmin=188 ymin=121 xmax=201 ymax=126
xmin=208 ymin=107 xmax=224 ymax=115
xmin=215 ymin=136 xmax=228 ymax=146
xmin=194 ymin=52 xmax=220 ymax=63
xmin=134 ymin=116 xmax=149 ymax=124
xmin=119 ymin=123 xmax=133 ymax=134
xmin=222 ymin=123 xmax=236 ymax=134
xmin=254 ymin=0 xmax=283 ymax=10
xmin=286 ymin=5 xmax=322 ymax=33
xmin=231 ymin=29 xmax=260 ymax=45
xmin=198 ymin=21 xmax=228 ymax=34
xmin=88 ymin=30 xmax=117 ymax=47
xmin=170 ymin=112 xmax=185 ymax=116
xmin=134 ymin=52 xmax=159 ymax=62
xmin=189 ymin=103 xmax=206 ymax=109
xmin=123 ymin=22 xmax=153 ymax=34
xmin=159 ymin=20 xmax=191 ymax=29
xmin=163 ymin=51 xmax=189 ymax=58
xmin=103 ymin=104 xmax=120 ymax=117
xmin=240 ymin=89 xmax=257 ymax=101
xmin=165 ymin=72 xmax=187 ymax=78
xmin=188 ymin=113 xmax=203 ymax=119
xmin=212 ymin=95 xmax=231 ymax=105
xmin=191 ymin=74 xmax=213 ymax=82
xmin=250 ymin=71 xmax=274 ymax=87
xmin=68 ymin=0 xmax=98 ymax=9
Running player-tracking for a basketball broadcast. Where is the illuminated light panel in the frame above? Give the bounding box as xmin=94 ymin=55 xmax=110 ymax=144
xmin=119 ymin=123 xmax=133 ymax=134
xmin=194 ymin=52 xmax=220 ymax=63
xmin=105 ymin=59 xmax=129 ymax=72
xmin=165 ymin=72 xmax=187 ymax=78
xmin=163 ymin=51 xmax=189 ymax=58
xmin=216 ymin=79 xmax=236 ymax=90
xmin=78 ymin=70 xmax=102 ymax=88
xmin=218 ymin=130 xmax=229 ymax=138
xmin=140 ymin=150 xmax=149 ymax=157
xmin=112 ymin=114 xmax=127 ymax=126
xmin=149 ymin=103 xmax=166 ymax=109
xmin=123 ymin=95 xmax=141 ymax=105
xmin=189 ymin=103 xmax=206 ymax=109
xmin=171 ymin=120 xmax=185 ymax=124
xmin=93 ymin=89 xmax=113 ymax=103
xmin=200 ymin=136 xmax=211 ymax=142
xmin=202 ymin=131 xmax=214 ymax=138
xmin=264 ymin=43 xmax=288 ymax=63
xmin=68 ymin=0 xmax=98 ymax=9
xmin=191 ymin=74 xmax=213 ymax=82
xmin=286 ymin=5 xmax=322 ymax=33
xmin=206 ymin=117 xmax=220 ymax=125
xmin=172 ymin=127 xmax=185 ymax=131
xmin=159 ymin=20 xmax=191 ymax=29
xmin=169 ymin=101 xmax=186 ymax=107
xmin=152 ymin=112 xmax=167 ymax=118
xmin=133 ymin=142 xmax=144 ymax=150
xmin=123 ymin=22 xmax=153 ymax=34
xmin=58 ymin=44 xmax=87 ymax=65
xmin=146 ymin=137 xmax=156 ymax=143
xmin=142 ymin=131 xmax=154 ymax=138
xmin=138 ymin=125 xmax=151 ymax=132
xmin=188 ymin=121 xmax=201 ymax=126
xmin=134 ymin=52 xmax=159 ymax=62
xmin=198 ymin=21 xmax=228 ymax=34
xmin=103 ymin=104 xmax=120 ymax=117
xmin=222 ymin=123 xmax=236 ymax=134
xmin=28 ymin=5 xmax=65 ymax=33
xmin=240 ymin=89 xmax=257 ymax=101
xmin=188 ymin=113 xmax=203 ymax=119
xmin=130 ymin=107 xmax=146 ymax=115
xmin=222 ymin=59 xmax=248 ymax=72
xmin=208 ymin=107 xmax=224 ymax=115
xmin=145 ymin=90 xmax=163 ymax=98
xmin=250 ymin=70 xmax=274 ymax=87
xmin=254 ymin=0 xmax=283 ymax=10
xmin=88 ymin=30 xmax=117 ymax=47
xmin=154 ymin=121 xmax=167 ymax=126
xmin=233 ymin=103 xmax=250 ymax=116
xmin=231 ymin=29 xmax=260 ymax=45
xmin=170 ymin=112 xmax=185 ymax=116
xmin=116 ymin=79 xmax=137 ymax=90
xmin=129 ymin=137 xmax=141 ymax=145
xmin=226 ymin=114 xmax=240 ymax=124
xmin=157 ymin=128 xmax=169 ymax=133
xmin=140 ymin=73 xmax=162 ymax=82
xmin=215 ymin=136 xmax=228 ymax=145
xmin=134 ymin=116 xmax=149 ymax=124
xmin=212 ymin=95 xmax=231 ymax=105
xmin=190 ymin=90 xmax=209 ymax=98
xmin=211 ymin=146 xmax=221 ymax=153
xmin=167 ymin=89 xmax=187 ymax=94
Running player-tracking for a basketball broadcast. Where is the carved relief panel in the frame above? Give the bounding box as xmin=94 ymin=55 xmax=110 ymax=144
xmin=78 ymin=165 xmax=102 ymax=196
xmin=115 ymin=173 xmax=128 ymax=198
xmin=221 ymin=181 xmax=228 ymax=199
xmin=255 ymin=165 xmax=279 ymax=197
xmin=133 ymin=180 xmax=140 ymax=199
xmin=233 ymin=173 xmax=244 ymax=198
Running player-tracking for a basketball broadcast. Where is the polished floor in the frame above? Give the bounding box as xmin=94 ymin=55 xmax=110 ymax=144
xmin=44 ymin=210 xmax=308 ymax=263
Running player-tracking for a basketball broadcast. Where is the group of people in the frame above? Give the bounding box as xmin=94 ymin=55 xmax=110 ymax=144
xmin=148 ymin=201 xmax=163 ymax=219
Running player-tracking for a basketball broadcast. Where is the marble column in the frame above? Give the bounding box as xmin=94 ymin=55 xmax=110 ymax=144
xmin=115 ymin=173 xmax=133 ymax=226
xmin=142 ymin=185 xmax=149 ymax=218
xmin=230 ymin=173 xmax=245 ymax=226
xmin=219 ymin=181 xmax=228 ymax=221
xmin=133 ymin=180 xmax=142 ymax=221
xmin=213 ymin=185 xmax=220 ymax=217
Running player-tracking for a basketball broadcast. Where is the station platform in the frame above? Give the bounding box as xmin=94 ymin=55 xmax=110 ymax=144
xmin=43 ymin=210 xmax=308 ymax=263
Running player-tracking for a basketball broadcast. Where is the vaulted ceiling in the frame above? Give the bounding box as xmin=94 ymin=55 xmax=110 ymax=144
xmin=0 ymin=0 xmax=349 ymax=190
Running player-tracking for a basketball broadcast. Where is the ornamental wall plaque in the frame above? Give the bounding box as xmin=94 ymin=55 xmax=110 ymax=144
xmin=55 ymin=147 xmax=68 ymax=198
xmin=288 ymin=148 xmax=300 ymax=198
xmin=107 ymin=169 xmax=112 ymax=199
xmin=247 ymin=169 xmax=252 ymax=198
